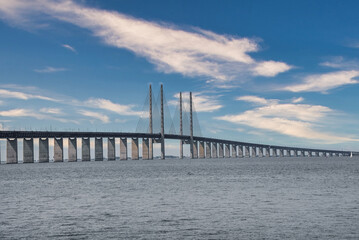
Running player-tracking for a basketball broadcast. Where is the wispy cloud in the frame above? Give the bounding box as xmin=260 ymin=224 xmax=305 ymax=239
xmin=216 ymin=96 xmax=358 ymax=143
xmin=78 ymin=110 xmax=109 ymax=123
xmin=0 ymin=108 xmax=76 ymax=123
xmin=39 ymin=107 xmax=63 ymax=115
xmin=84 ymin=98 xmax=143 ymax=116
xmin=62 ymin=44 xmax=77 ymax=53
xmin=170 ymin=92 xmax=223 ymax=112
xmin=0 ymin=0 xmax=291 ymax=87
xmin=0 ymin=88 xmax=56 ymax=101
xmin=34 ymin=66 xmax=67 ymax=73
xmin=281 ymin=70 xmax=359 ymax=93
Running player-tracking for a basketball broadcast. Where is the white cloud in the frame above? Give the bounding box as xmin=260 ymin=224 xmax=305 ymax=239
xmin=236 ymin=95 xmax=278 ymax=105
xmin=0 ymin=108 xmax=75 ymax=123
xmin=217 ymin=96 xmax=359 ymax=143
xmin=40 ymin=107 xmax=63 ymax=115
xmin=292 ymin=97 xmax=304 ymax=103
xmin=78 ymin=110 xmax=109 ymax=123
xmin=34 ymin=66 xmax=67 ymax=73
xmin=171 ymin=92 xmax=223 ymax=112
xmin=62 ymin=44 xmax=77 ymax=53
xmin=84 ymin=98 xmax=143 ymax=116
xmin=0 ymin=0 xmax=291 ymax=86
xmin=0 ymin=88 xmax=56 ymax=101
xmin=282 ymin=70 xmax=359 ymax=93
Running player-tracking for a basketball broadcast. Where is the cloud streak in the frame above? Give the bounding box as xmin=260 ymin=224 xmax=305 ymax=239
xmin=0 ymin=88 xmax=56 ymax=101
xmin=0 ymin=0 xmax=291 ymax=86
xmin=78 ymin=110 xmax=109 ymax=123
xmin=34 ymin=66 xmax=67 ymax=73
xmin=62 ymin=44 xmax=77 ymax=53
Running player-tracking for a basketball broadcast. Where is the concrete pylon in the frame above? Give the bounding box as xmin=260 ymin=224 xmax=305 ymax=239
xmin=199 ymin=141 xmax=205 ymax=158
xmin=68 ymin=138 xmax=77 ymax=162
xmin=279 ymin=149 xmax=284 ymax=157
xmin=95 ymin=137 xmax=103 ymax=161
xmin=108 ymin=137 xmax=115 ymax=160
xmin=192 ymin=140 xmax=198 ymax=159
xmin=258 ymin=147 xmax=263 ymax=157
xmin=232 ymin=145 xmax=237 ymax=158
xmin=219 ymin=143 xmax=224 ymax=158
xmin=82 ymin=137 xmax=90 ymax=161
xmin=189 ymin=92 xmax=194 ymax=159
xmin=224 ymin=144 xmax=230 ymax=158
xmin=244 ymin=146 xmax=250 ymax=157
xmin=160 ymin=84 xmax=165 ymax=160
xmin=251 ymin=146 xmax=256 ymax=158
xmin=238 ymin=146 xmax=243 ymax=158
xmin=23 ymin=138 xmax=34 ymax=163
xmin=265 ymin=148 xmax=270 ymax=157
xmin=132 ymin=138 xmax=139 ymax=160
xmin=54 ymin=138 xmax=63 ymax=162
xmin=212 ymin=142 xmax=217 ymax=158
xmin=39 ymin=138 xmax=49 ymax=163
xmin=120 ymin=138 xmax=127 ymax=160
xmin=142 ymin=138 xmax=149 ymax=160
xmin=179 ymin=92 xmax=183 ymax=159
xmin=6 ymin=138 xmax=18 ymax=164
xmin=205 ymin=142 xmax=211 ymax=158
xmin=149 ymin=84 xmax=153 ymax=160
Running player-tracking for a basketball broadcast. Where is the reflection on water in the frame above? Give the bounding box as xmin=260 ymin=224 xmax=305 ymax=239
xmin=0 ymin=157 xmax=358 ymax=239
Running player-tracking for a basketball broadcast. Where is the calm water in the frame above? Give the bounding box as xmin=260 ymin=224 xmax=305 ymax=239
xmin=0 ymin=157 xmax=358 ymax=239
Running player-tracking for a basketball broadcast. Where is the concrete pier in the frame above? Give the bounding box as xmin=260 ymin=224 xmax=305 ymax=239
xmin=132 ymin=138 xmax=139 ymax=160
xmin=82 ymin=138 xmax=90 ymax=161
xmin=54 ymin=138 xmax=63 ymax=162
xmin=265 ymin=148 xmax=270 ymax=157
xmin=23 ymin=138 xmax=34 ymax=163
xmin=199 ymin=141 xmax=205 ymax=158
xmin=212 ymin=142 xmax=217 ymax=158
xmin=192 ymin=141 xmax=198 ymax=158
xmin=225 ymin=144 xmax=230 ymax=158
xmin=39 ymin=138 xmax=49 ymax=163
xmin=108 ymin=137 xmax=115 ymax=160
xmin=219 ymin=143 xmax=224 ymax=158
xmin=68 ymin=138 xmax=77 ymax=162
xmin=142 ymin=138 xmax=149 ymax=160
xmin=95 ymin=137 xmax=103 ymax=161
xmin=120 ymin=138 xmax=127 ymax=160
xmin=6 ymin=138 xmax=18 ymax=164
xmin=232 ymin=145 xmax=237 ymax=158
xmin=251 ymin=146 xmax=256 ymax=157
xmin=238 ymin=146 xmax=243 ymax=158
xmin=258 ymin=147 xmax=263 ymax=157
xmin=205 ymin=142 xmax=211 ymax=158
xmin=244 ymin=146 xmax=250 ymax=157
xmin=278 ymin=149 xmax=284 ymax=157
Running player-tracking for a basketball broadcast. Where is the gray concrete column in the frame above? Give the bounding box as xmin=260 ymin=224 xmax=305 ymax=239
xmin=39 ymin=138 xmax=49 ymax=163
xmin=212 ymin=142 xmax=217 ymax=158
xmin=108 ymin=137 xmax=115 ymax=160
xmin=219 ymin=143 xmax=224 ymax=158
xmin=232 ymin=145 xmax=237 ymax=158
xmin=23 ymin=138 xmax=34 ymax=163
xmin=251 ymin=146 xmax=256 ymax=157
xmin=54 ymin=138 xmax=63 ymax=162
xmin=68 ymin=138 xmax=77 ymax=162
xmin=244 ymin=146 xmax=250 ymax=157
xmin=95 ymin=137 xmax=103 ymax=161
xmin=132 ymin=138 xmax=139 ymax=160
xmin=82 ymin=137 xmax=90 ymax=161
xmin=238 ymin=146 xmax=243 ymax=158
xmin=149 ymin=138 xmax=153 ymax=160
xmin=192 ymin=140 xmax=198 ymax=159
xmin=205 ymin=142 xmax=211 ymax=158
xmin=142 ymin=138 xmax=149 ymax=160
xmin=199 ymin=141 xmax=205 ymax=158
xmin=265 ymin=148 xmax=270 ymax=157
xmin=224 ymin=144 xmax=230 ymax=158
xmin=258 ymin=147 xmax=263 ymax=157
xmin=120 ymin=138 xmax=127 ymax=160
xmin=278 ymin=149 xmax=284 ymax=157
xmin=6 ymin=138 xmax=18 ymax=164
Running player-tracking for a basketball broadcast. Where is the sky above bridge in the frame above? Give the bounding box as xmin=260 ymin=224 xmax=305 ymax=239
xmin=1 ymin=0 xmax=359 ymax=152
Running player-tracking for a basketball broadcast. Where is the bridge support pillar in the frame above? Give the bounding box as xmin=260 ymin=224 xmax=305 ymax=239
xmin=68 ymin=138 xmax=77 ymax=162
xmin=82 ymin=138 xmax=90 ymax=161
xmin=149 ymin=138 xmax=153 ymax=160
xmin=54 ymin=138 xmax=63 ymax=162
xmin=108 ymin=137 xmax=115 ymax=160
xmin=258 ymin=147 xmax=263 ymax=157
xmin=238 ymin=146 xmax=243 ymax=158
xmin=95 ymin=137 xmax=103 ymax=161
xmin=142 ymin=138 xmax=149 ymax=160
xmin=192 ymin=141 xmax=198 ymax=159
xmin=132 ymin=138 xmax=139 ymax=160
xmin=219 ymin=143 xmax=224 ymax=158
xmin=244 ymin=146 xmax=250 ymax=157
xmin=120 ymin=138 xmax=127 ymax=160
xmin=39 ymin=138 xmax=49 ymax=163
xmin=265 ymin=148 xmax=270 ymax=157
xmin=212 ymin=143 xmax=217 ymax=158
xmin=251 ymin=146 xmax=256 ymax=157
xmin=23 ymin=138 xmax=34 ymax=163
xmin=232 ymin=145 xmax=237 ymax=158
xmin=225 ymin=144 xmax=230 ymax=158
xmin=199 ymin=141 xmax=205 ymax=158
xmin=179 ymin=140 xmax=183 ymax=159
xmin=279 ymin=149 xmax=284 ymax=157
xmin=205 ymin=142 xmax=211 ymax=158
xmin=6 ymin=138 xmax=18 ymax=164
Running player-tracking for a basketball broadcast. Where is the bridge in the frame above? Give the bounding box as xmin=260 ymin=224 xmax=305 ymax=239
xmin=1 ymin=85 xmax=357 ymax=164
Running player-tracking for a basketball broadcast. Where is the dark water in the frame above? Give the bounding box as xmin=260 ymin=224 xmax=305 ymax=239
xmin=0 ymin=157 xmax=358 ymax=239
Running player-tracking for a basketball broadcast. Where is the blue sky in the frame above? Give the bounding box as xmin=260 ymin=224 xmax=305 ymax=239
xmin=1 ymin=0 xmax=359 ymax=152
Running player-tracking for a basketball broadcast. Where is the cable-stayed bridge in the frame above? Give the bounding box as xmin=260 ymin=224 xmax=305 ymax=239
xmin=1 ymin=85 xmax=357 ymax=164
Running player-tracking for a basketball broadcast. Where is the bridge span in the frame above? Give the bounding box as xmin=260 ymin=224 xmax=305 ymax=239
xmin=1 ymin=84 xmax=357 ymax=164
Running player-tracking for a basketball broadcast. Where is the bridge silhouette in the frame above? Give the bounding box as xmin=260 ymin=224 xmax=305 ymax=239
xmin=1 ymin=85 xmax=357 ymax=164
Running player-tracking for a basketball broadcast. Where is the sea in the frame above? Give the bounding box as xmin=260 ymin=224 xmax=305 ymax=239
xmin=0 ymin=157 xmax=358 ymax=239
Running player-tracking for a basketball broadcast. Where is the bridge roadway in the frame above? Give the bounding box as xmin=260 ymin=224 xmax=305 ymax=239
xmin=1 ymin=130 xmax=357 ymax=164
